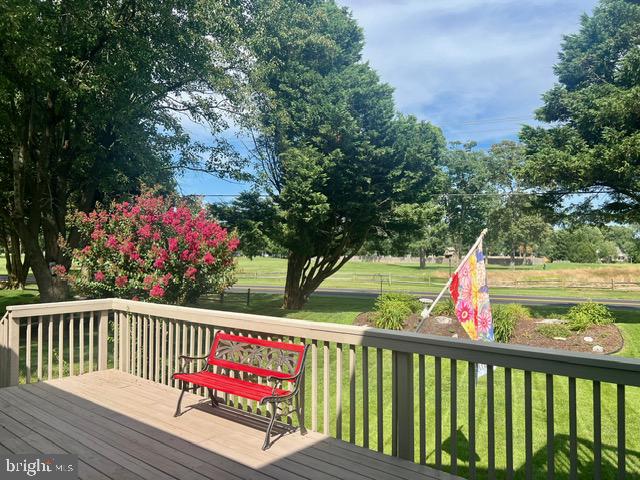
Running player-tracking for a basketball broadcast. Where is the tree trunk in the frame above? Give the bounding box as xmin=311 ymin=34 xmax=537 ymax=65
xmin=283 ymin=253 xmax=308 ymax=310
xmin=419 ymin=247 xmax=426 ymax=269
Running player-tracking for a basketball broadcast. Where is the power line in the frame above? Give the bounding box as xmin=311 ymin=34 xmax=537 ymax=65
xmin=190 ymin=190 xmax=612 ymax=199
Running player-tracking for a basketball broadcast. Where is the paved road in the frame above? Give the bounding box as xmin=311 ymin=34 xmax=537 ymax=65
xmin=229 ymin=285 xmax=640 ymax=309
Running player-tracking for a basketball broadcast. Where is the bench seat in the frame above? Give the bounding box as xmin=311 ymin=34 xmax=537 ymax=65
xmin=173 ymin=371 xmax=290 ymax=401
xmin=172 ymin=332 xmax=309 ymax=450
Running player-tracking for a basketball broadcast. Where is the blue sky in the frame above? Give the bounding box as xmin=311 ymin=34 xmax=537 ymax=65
xmin=178 ymin=0 xmax=598 ymax=198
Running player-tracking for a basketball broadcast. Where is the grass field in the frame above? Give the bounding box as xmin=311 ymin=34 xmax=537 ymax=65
xmin=3 ymin=286 xmax=639 ymax=478
xmin=196 ymin=292 xmax=640 ymax=479
xmin=235 ymin=257 xmax=640 ymax=300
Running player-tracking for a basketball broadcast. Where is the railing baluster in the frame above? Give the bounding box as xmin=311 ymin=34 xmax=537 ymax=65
xmin=155 ymin=318 xmax=161 ymax=384
xmin=336 ymin=342 xmax=343 ymax=440
xmin=487 ymin=364 xmax=495 ymax=479
xmin=149 ymin=316 xmax=156 ymax=381
xmin=47 ymin=316 xmax=53 ymax=381
xmin=161 ymin=319 xmax=167 ymax=385
xmin=196 ymin=325 xmax=203 ymax=395
xmin=25 ymin=317 xmax=32 ymax=383
xmin=569 ymin=376 xmax=577 ymax=480
xmin=136 ymin=315 xmax=142 ymax=378
xmin=525 ymin=370 xmax=533 ymax=480
xmin=435 ymin=356 xmax=442 ymax=469
xmin=79 ymin=312 xmax=84 ymax=375
xmin=617 ymin=384 xmax=625 ymax=479
xmin=546 ymin=374 xmax=554 ymax=479
xmin=377 ymin=348 xmax=383 ymax=453
xmin=168 ymin=321 xmax=174 ymax=387
xmin=468 ymin=362 xmax=476 ymax=478
xmin=593 ymin=380 xmax=601 ymax=480
xmin=311 ymin=340 xmax=318 ymax=432
xmin=362 ymin=345 xmax=369 ymax=449
xmin=505 ymin=367 xmax=513 ymax=479
xmin=130 ymin=313 xmax=135 ymax=374
xmin=419 ymin=354 xmax=426 ymax=465
xmin=349 ymin=344 xmax=356 ymax=444
xmin=69 ymin=314 xmax=74 ymax=376
xmin=322 ymin=340 xmax=331 ymax=435
xmin=37 ymin=316 xmax=43 ymax=382
xmin=58 ymin=315 xmax=64 ymax=379
xmin=113 ymin=310 xmax=118 ymax=372
xmin=89 ymin=312 xmax=95 ymax=372
xmin=450 ymin=358 xmax=457 ymax=474
xmin=392 ymin=351 xmax=397 ymax=457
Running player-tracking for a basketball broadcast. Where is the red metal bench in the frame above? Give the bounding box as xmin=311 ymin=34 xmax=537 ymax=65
xmin=172 ymin=332 xmax=309 ymax=450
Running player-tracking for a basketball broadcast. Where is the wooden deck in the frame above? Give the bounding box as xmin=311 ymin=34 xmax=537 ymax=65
xmin=0 ymin=370 xmax=459 ymax=480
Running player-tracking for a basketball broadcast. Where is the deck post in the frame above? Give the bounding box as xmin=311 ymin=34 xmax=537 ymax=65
xmin=3 ymin=312 xmax=21 ymax=387
xmin=394 ymin=350 xmax=414 ymax=461
xmin=97 ymin=310 xmax=109 ymax=370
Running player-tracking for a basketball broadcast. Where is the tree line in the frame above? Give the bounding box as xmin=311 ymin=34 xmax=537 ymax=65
xmin=1 ymin=0 xmax=639 ymax=308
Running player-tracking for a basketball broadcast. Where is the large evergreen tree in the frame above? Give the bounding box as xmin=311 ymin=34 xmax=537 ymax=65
xmin=245 ymin=0 xmax=444 ymax=309
xmin=521 ymin=0 xmax=640 ymax=223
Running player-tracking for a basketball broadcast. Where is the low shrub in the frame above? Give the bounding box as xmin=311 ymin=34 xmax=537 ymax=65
xmin=374 ymin=293 xmax=421 ymax=314
xmin=565 ymin=302 xmax=614 ymax=331
xmin=430 ymin=298 xmax=455 ymax=316
xmin=492 ymin=304 xmax=530 ymax=343
xmin=374 ymin=300 xmax=411 ymax=330
xmin=536 ymin=324 xmax=571 ymax=339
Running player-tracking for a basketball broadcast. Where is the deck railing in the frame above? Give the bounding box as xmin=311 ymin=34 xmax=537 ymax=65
xmin=2 ymin=298 xmax=640 ymax=479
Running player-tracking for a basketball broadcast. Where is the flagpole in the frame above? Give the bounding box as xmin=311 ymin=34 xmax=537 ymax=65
xmin=415 ymin=228 xmax=487 ymax=332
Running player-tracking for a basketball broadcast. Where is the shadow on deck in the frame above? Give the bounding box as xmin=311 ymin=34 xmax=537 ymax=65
xmin=0 ymin=370 xmax=459 ymax=480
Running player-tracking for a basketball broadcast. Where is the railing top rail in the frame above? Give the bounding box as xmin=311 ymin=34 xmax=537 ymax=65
xmin=7 ymin=298 xmax=640 ymax=385
xmin=6 ymin=298 xmax=114 ymax=317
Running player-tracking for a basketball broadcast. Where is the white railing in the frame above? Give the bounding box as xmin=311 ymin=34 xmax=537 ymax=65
xmin=3 ymin=298 xmax=640 ymax=479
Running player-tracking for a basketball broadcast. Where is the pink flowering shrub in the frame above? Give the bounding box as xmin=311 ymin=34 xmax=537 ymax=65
xmin=67 ymin=191 xmax=238 ymax=304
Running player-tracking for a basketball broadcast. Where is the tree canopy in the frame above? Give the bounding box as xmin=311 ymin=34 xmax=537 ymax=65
xmin=0 ymin=0 xmax=248 ymax=300
xmin=244 ymin=0 xmax=445 ymax=308
xmin=520 ymin=0 xmax=640 ymax=223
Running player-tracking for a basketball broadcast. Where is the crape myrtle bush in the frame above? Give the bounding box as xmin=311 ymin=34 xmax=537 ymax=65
xmin=63 ymin=191 xmax=239 ymax=304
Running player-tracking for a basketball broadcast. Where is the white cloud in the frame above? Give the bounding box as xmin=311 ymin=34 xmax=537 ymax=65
xmin=340 ymin=0 xmax=598 ymax=144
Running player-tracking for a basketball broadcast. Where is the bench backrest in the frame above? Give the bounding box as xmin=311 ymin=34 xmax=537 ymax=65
xmin=208 ymin=332 xmax=306 ymax=382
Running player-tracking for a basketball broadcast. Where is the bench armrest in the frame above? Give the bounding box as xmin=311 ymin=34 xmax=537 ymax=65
xmin=173 ymin=355 xmax=209 ymax=375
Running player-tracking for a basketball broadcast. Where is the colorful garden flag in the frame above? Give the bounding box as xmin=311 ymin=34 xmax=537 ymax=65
xmin=449 ymin=243 xmax=494 ymax=341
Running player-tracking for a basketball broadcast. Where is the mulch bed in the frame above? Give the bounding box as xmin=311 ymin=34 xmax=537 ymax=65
xmin=354 ymin=312 xmax=624 ymax=354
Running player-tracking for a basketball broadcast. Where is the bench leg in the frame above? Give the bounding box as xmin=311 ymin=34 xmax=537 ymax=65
xmin=208 ymin=388 xmax=219 ymax=408
xmin=295 ymin=393 xmax=307 ymax=436
xmin=262 ymin=402 xmax=277 ymax=451
xmin=174 ymin=382 xmax=187 ymax=417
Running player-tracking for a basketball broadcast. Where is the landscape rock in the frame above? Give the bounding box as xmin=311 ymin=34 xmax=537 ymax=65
xmin=583 ymin=336 xmax=593 ymax=343
xmin=536 ymin=318 xmax=567 ymax=324
xmin=434 ymin=316 xmax=452 ymax=325
xmin=452 ymin=333 xmax=458 ymax=338
xmin=592 ymin=345 xmax=604 ymax=353
xmin=553 ymin=337 xmax=567 ymax=341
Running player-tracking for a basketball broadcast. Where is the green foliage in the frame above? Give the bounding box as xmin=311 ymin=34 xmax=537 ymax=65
xmin=374 ymin=300 xmax=411 ymax=330
xmin=374 ymin=293 xmax=421 ymax=314
xmin=0 ymin=0 xmax=249 ymax=300
xmin=565 ymin=302 xmax=615 ymax=331
xmin=541 ymin=226 xmax=618 ymax=263
xmin=520 ymin=0 xmax=640 ymax=223
xmin=431 ymin=298 xmax=455 ymax=316
xmin=492 ymin=304 xmax=530 ymax=343
xmin=536 ymin=324 xmax=572 ymax=339
xmin=209 ymin=191 xmax=284 ymax=259
xmin=245 ymin=0 xmax=445 ymax=308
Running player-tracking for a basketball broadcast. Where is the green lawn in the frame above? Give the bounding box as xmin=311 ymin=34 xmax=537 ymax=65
xmin=235 ymin=257 xmax=640 ymax=301
xmin=197 ymin=292 xmax=640 ymax=479
xmin=3 ymin=288 xmax=639 ymax=478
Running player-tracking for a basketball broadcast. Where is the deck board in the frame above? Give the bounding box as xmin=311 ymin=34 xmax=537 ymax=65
xmin=0 ymin=370 xmax=460 ymax=480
